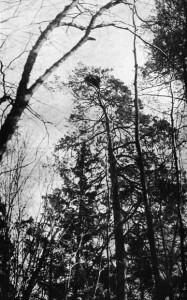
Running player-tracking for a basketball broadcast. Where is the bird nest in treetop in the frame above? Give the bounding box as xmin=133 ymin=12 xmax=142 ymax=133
xmin=84 ymin=75 xmax=100 ymax=89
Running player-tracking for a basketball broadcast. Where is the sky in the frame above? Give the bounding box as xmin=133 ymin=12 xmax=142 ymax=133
xmin=0 ymin=0 xmax=156 ymax=213
xmin=18 ymin=0 xmax=154 ymax=148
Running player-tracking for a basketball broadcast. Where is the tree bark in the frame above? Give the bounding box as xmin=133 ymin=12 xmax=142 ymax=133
xmin=169 ymin=82 xmax=187 ymax=298
xmin=132 ymin=4 xmax=161 ymax=300
xmin=19 ymin=243 xmax=49 ymax=300
xmin=98 ymin=95 xmax=125 ymax=300
xmin=0 ymin=0 xmax=124 ymax=163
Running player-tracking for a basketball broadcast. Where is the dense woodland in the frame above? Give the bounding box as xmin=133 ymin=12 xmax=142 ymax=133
xmin=1 ymin=0 xmax=187 ymax=300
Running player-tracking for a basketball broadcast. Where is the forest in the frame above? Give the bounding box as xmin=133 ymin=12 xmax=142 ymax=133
xmin=0 ymin=0 xmax=187 ymax=300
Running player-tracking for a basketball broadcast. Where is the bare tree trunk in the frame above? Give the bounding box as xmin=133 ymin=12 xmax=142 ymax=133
xmin=98 ymin=94 xmax=126 ymax=300
xmin=20 ymin=243 xmax=49 ymax=300
xmin=0 ymin=0 xmax=124 ymax=163
xmin=0 ymin=0 xmax=79 ymax=162
xmin=132 ymin=4 xmax=161 ymax=300
xmin=48 ymin=252 xmax=53 ymax=300
xmin=169 ymin=82 xmax=187 ymax=298
xmin=181 ymin=0 xmax=187 ymax=99
xmin=0 ymin=229 xmax=11 ymax=300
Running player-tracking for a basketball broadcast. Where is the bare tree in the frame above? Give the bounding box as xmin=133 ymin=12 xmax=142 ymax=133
xmin=132 ymin=3 xmax=161 ymax=300
xmin=0 ymin=134 xmax=44 ymax=300
xmin=0 ymin=0 xmax=128 ymax=163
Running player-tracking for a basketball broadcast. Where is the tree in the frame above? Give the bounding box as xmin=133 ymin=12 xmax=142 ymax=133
xmin=43 ymin=64 xmax=187 ymax=299
xmin=0 ymin=0 xmax=128 ymax=163
xmin=43 ymin=141 xmax=107 ymax=300
xmin=143 ymin=0 xmax=187 ymax=98
xmin=43 ymin=65 xmax=135 ymax=300
xmin=0 ymin=134 xmax=58 ymax=300
xmin=142 ymin=2 xmax=187 ymax=297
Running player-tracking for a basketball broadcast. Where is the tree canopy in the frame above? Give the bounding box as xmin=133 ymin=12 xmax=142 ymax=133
xmin=1 ymin=1 xmax=187 ymax=300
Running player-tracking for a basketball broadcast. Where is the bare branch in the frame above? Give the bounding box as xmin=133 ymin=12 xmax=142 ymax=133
xmin=28 ymin=0 xmax=125 ymax=95
xmin=0 ymin=0 xmax=125 ymax=162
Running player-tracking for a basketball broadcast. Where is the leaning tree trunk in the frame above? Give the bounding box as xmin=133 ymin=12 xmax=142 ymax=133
xmin=0 ymin=0 xmax=124 ymax=163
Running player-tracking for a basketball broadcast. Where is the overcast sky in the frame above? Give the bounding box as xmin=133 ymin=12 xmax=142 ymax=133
xmin=1 ymin=0 xmax=156 ymax=213
xmin=1 ymin=1 xmax=155 ymax=150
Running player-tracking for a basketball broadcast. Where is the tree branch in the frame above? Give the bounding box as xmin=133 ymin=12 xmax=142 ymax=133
xmin=28 ymin=0 xmax=125 ymax=96
xmin=0 ymin=0 xmax=124 ymax=162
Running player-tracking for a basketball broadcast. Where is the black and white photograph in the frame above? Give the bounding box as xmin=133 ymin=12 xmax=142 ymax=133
xmin=0 ymin=1 xmax=187 ymax=299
